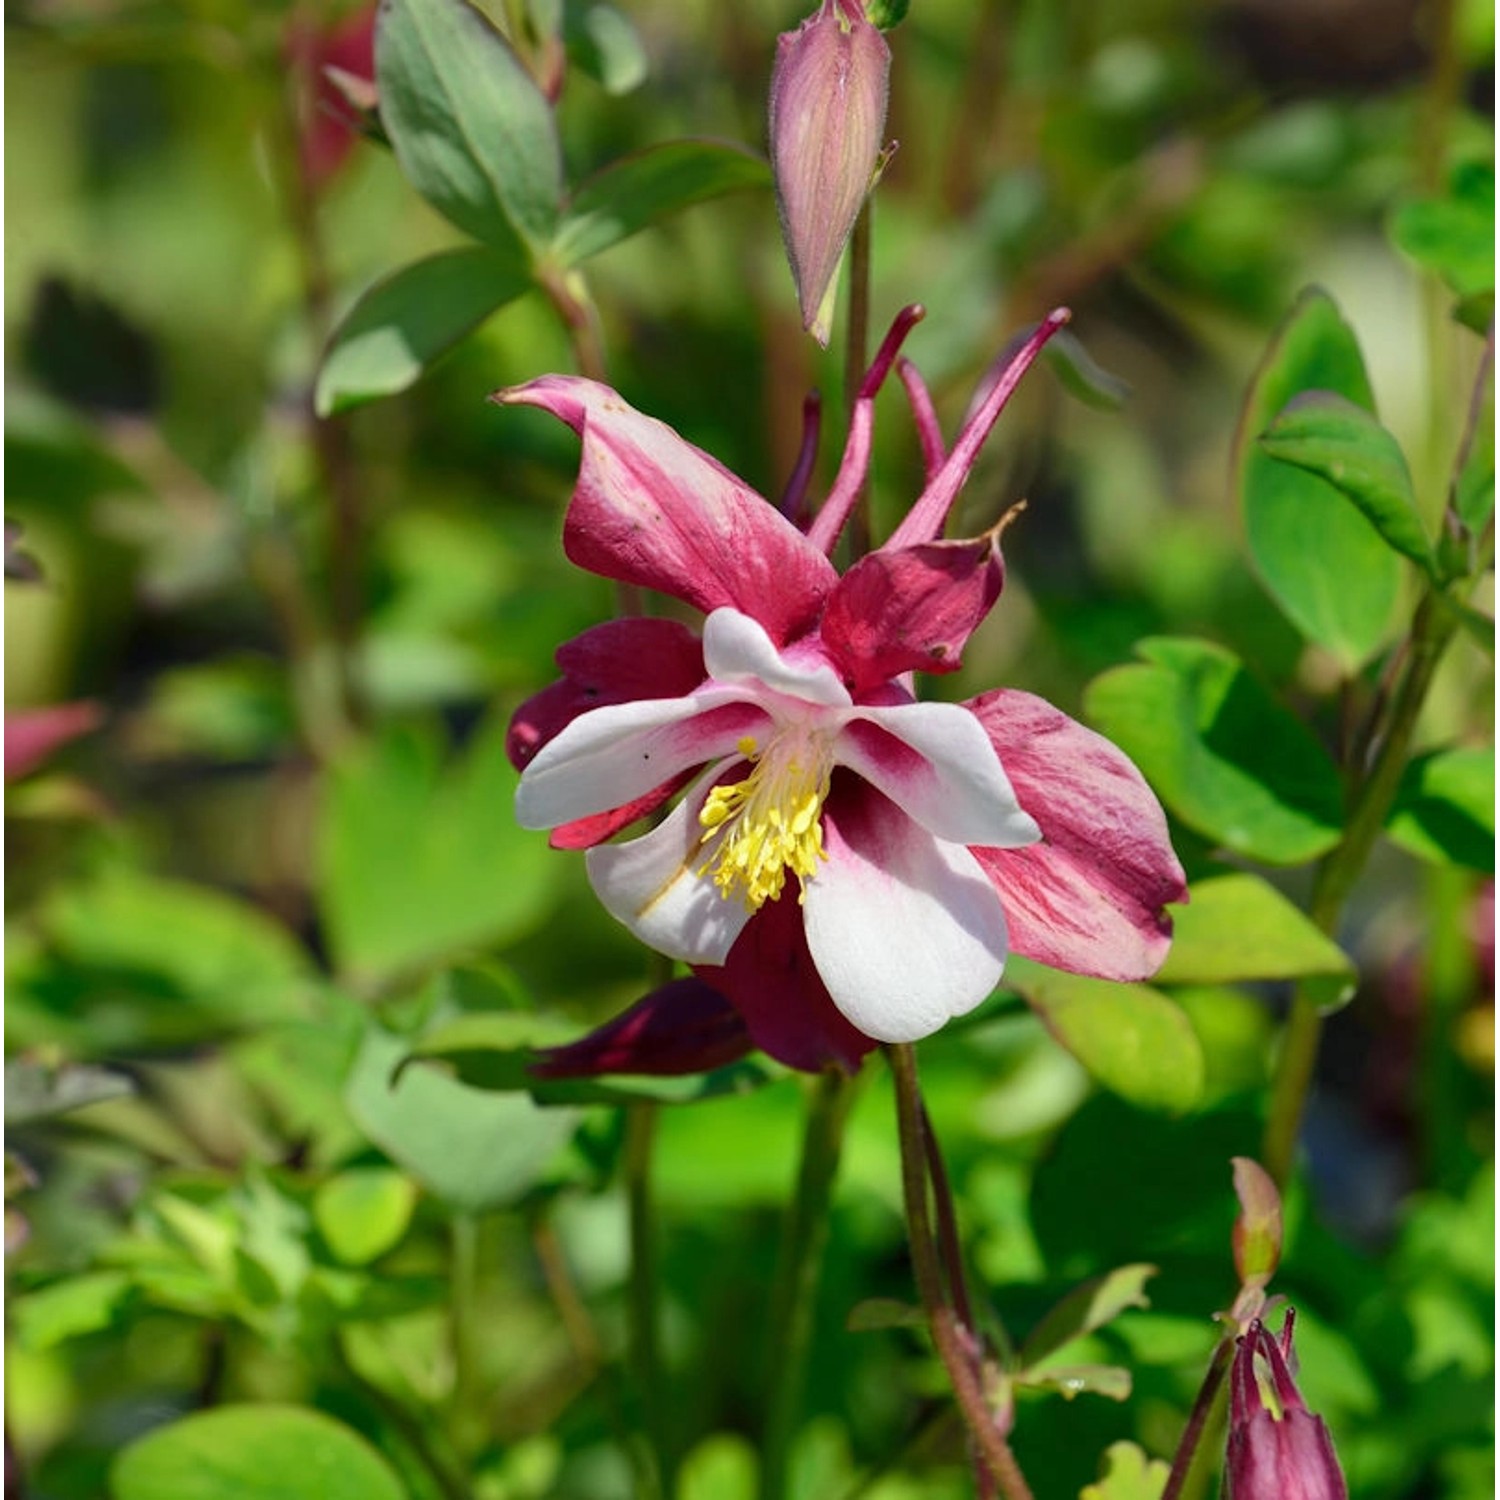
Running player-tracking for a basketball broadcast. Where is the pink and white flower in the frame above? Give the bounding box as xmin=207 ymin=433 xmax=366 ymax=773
xmin=501 ymin=309 xmax=1186 ymax=1072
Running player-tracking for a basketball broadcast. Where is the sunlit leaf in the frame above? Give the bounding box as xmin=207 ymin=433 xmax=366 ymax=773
xmin=1083 ymin=637 xmax=1344 ymax=865
xmin=312 ymin=1168 xmax=418 ymax=1266
xmin=112 ymin=1406 xmax=405 ymax=1500
xmin=1017 ymin=1362 xmax=1132 ymax=1402
xmin=1391 ymin=161 xmax=1496 ymax=300
xmin=1005 ymin=957 xmax=1203 ymax=1114
xmin=1259 ymin=392 xmax=1433 ymax=572
xmin=377 ymin=0 xmax=562 ymax=247
xmin=1236 ymin=287 xmax=1400 ymax=667
xmin=315 ymin=246 xmax=533 ymax=416
xmin=13 ymin=1272 xmax=134 ymax=1351
xmin=1080 ymin=1441 xmax=1170 ymax=1500
xmin=1386 ymin=746 xmax=1494 ymax=871
xmin=1155 ymin=873 xmax=1354 ymax=1000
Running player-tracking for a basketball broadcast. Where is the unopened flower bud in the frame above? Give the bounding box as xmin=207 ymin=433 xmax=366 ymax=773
xmin=769 ymin=0 xmax=890 ymax=346
xmin=1230 ymin=1156 xmax=1283 ymax=1291
xmin=1226 ymin=1312 xmax=1348 ymax=1500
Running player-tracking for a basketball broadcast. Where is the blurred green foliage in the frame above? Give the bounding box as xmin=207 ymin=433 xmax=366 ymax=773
xmin=5 ymin=0 xmax=1493 ymax=1497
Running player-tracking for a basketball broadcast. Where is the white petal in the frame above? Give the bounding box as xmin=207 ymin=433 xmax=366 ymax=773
xmin=803 ymin=795 xmax=1009 ymax=1042
xmin=836 ymin=701 xmax=1040 ymax=848
xmin=515 ymin=689 xmax=767 ymax=830
xmin=703 ymin=608 xmax=851 ymax=707
xmin=586 ymin=770 xmax=756 ymax=965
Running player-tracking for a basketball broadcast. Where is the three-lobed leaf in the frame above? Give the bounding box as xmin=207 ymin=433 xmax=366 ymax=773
xmin=1259 ymin=391 xmax=1433 ymax=572
xmin=1236 ymin=287 xmax=1400 ymax=668
xmin=316 ymin=246 xmax=533 ymax=416
xmin=1083 ymin=637 xmax=1344 ymax=865
xmin=376 ymin=0 xmax=562 ymax=248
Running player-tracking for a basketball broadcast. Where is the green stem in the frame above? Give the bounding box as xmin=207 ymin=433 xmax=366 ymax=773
xmin=449 ymin=1212 xmax=480 ymax=1449
xmin=1262 ymin=591 xmax=1460 ymax=1186
xmin=624 ymin=1103 xmax=667 ymax=1500
xmin=1160 ymin=1336 xmax=1234 ymax=1500
xmin=759 ymin=1067 xmax=859 ymax=1500
xmin=842 ymin=204 xmax=875 ymax=558
xmin=888 ymin=1045 xmax=1035 ymax=1500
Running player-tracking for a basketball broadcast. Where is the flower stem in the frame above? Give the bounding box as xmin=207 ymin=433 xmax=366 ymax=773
xmin=624 ymin=1102 xmax=668 ymax=1500
xmin=1262 ymin=590 xmax=1460 ymax=1186
xmin=1160 ymin=1336 xmax=1234 ymax=1500
xmin=842 ymin=203 xmax=875 ymax=558
xmin=760 ymin=1066 xmax=859 ymax=1500
xmin=888 ymin=1045 xmax=1035 ymax=1500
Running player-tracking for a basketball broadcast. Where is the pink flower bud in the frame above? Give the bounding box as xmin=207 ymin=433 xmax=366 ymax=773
xmin=769 ymin=0 xmax=890 ymax=346
xmin=1226 ymin=1313 xmax=1348 ymax=1500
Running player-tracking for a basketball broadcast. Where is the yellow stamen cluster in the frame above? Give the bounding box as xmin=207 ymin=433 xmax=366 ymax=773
xmin=698 ymin=732 xmax=832 ymax=910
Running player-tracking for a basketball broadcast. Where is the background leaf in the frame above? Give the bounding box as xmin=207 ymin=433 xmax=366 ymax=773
xmin=1083 ymin=638 xmax=1345 ymax=865
xmin=553 ymin=140 xmax=771 ymax=266
xmin=1018 ymin=1264 xmax=1157 ymax=1369
xmin=1235 ymin=287 xmax=1400 ymax=667
xmin=376 ymin=0 xmax=563 ymax=247
xmin=315 ymin=247 xmax=533 ymax=415
xmin=1385 ymin=747 xmax=1495 ymax=871
xmin=112 ymin=1406 xmax=406 ymax=1500
xmin=318 ymin=716 xmax=561 ymax=986
xmin=312 ymin=1168 xmax=419 ymax=1266
xmin=1391 ymin=162 xmax=1496 ymax=300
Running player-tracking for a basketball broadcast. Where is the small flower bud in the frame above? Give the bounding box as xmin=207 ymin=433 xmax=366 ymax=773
xmin=1226 ymin=1312 xmax=1348 ymax=1500
xmin=1231 ymin=1156 xmax=1283 ymax=1291
xmin=769 ymin=0 xmax=890 ymax=346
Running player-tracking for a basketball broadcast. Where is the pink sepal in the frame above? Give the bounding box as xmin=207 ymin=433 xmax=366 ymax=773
xmin=966 ymin=690 xmax=1187 ymax=980
xmin=494 ymin=377 xmax=838 ymax=644
xmin=821 ymin=532 xmax=1004 ymax=694
xmin=530 ymin=977 xmax=754 ymax=1078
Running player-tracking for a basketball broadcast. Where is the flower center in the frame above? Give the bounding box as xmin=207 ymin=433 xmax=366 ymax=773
xmin=698 ymin=729 xmax=834 ymax=910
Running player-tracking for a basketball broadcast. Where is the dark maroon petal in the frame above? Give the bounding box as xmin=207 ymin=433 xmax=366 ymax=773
xmin=494 ymin=377 xmax=838 ymax=643
xmin=695 ymin=893 xmax=874 ymax=1074
xmin=5 ymin=702 xmax=102 ymax=782
xmin=966 ymin=689 xmax=1187 ymax=981
xmin=507 ymin=616 xmax=705 ymax=772
xmin=530 ymin=978 xmax=754 ymax=1078
xmin=821 ymin=532 xmax=1005 ymax=694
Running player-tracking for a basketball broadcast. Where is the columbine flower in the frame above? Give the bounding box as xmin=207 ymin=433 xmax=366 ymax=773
xmin=500 ymin=308 xmax=1186 ymax=1072
xmin=1227 ymin=1313 xmax=1348 ymax=1500
xmin=770 ymin=0 xmax=891 ymax=345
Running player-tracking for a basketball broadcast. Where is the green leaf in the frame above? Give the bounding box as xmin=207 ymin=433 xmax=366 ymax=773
xmin=1044 ymin=329 xmax=1131 ymax=411
xmin=1259 ymin=392 xmax=1433 ymax=571
xmin=1386 ymin=747 xmax=1494 ymax=871
xmin=5 ymin=1059 xmax=133 ymax=1125
xmin=13 ymin=1271 xmax=134 ymax=1351
xmin=1018 ymin=1264 xmax=1156 ymax=1369
xmin=1236 ymin=287 xmax=1400 ymax=667
xmin=1080 ymin=1441 xmax=1170 ymax=1500
xmin=412 ymin=1011 xmax=784 ymax=1106
xmin=315 ymin=247 xmax=532 ymax=416
xmin=318 ymin=716 xmax=561 ymax=986
xmin=1083 ymin=638 xmax=1345 ymax=865
xmin=1155 ymin=873 xmax=1355 ymax=1003
xmin=313 ymin=1168 xmax=419 ymax=1266
xmin=112 ymin=1405 xmax=406 ymax=1500
xmin=678 ymin=1435 xmax=758 ymax=1500
xmin=564 ymin=3 xmax=648 ymax=95
xmin=42 ymin=872 xmax=314 ymax=1026
xmin=1391 ymin=161 xmax=1496 ymax=300
xmin=1005 ymin=957 xmax=1204 ymax=1114
xmin=345 ymin=1024 xmax=580 ymax=1209
xmin=376 ymin=0 xmax=562 ymax=247
xmin=552 ymin=140 xmax=771 ymax=267
xmin=1017 ymin=1363 xmax=1132 ymax=1402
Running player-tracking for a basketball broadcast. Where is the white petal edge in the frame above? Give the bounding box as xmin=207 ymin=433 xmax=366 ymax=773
xmin=836 ymin=700 xmax=1040 ymax=848
xmin=803 ymin=801 xmax=1010 ymax=1042
xmin=703 ymin=608 xmax=851 ymax=708
xmin=515 ymin=687 xmax=768 ymax=830
xmin=586 ymin=767 xmax=757 ymax=966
